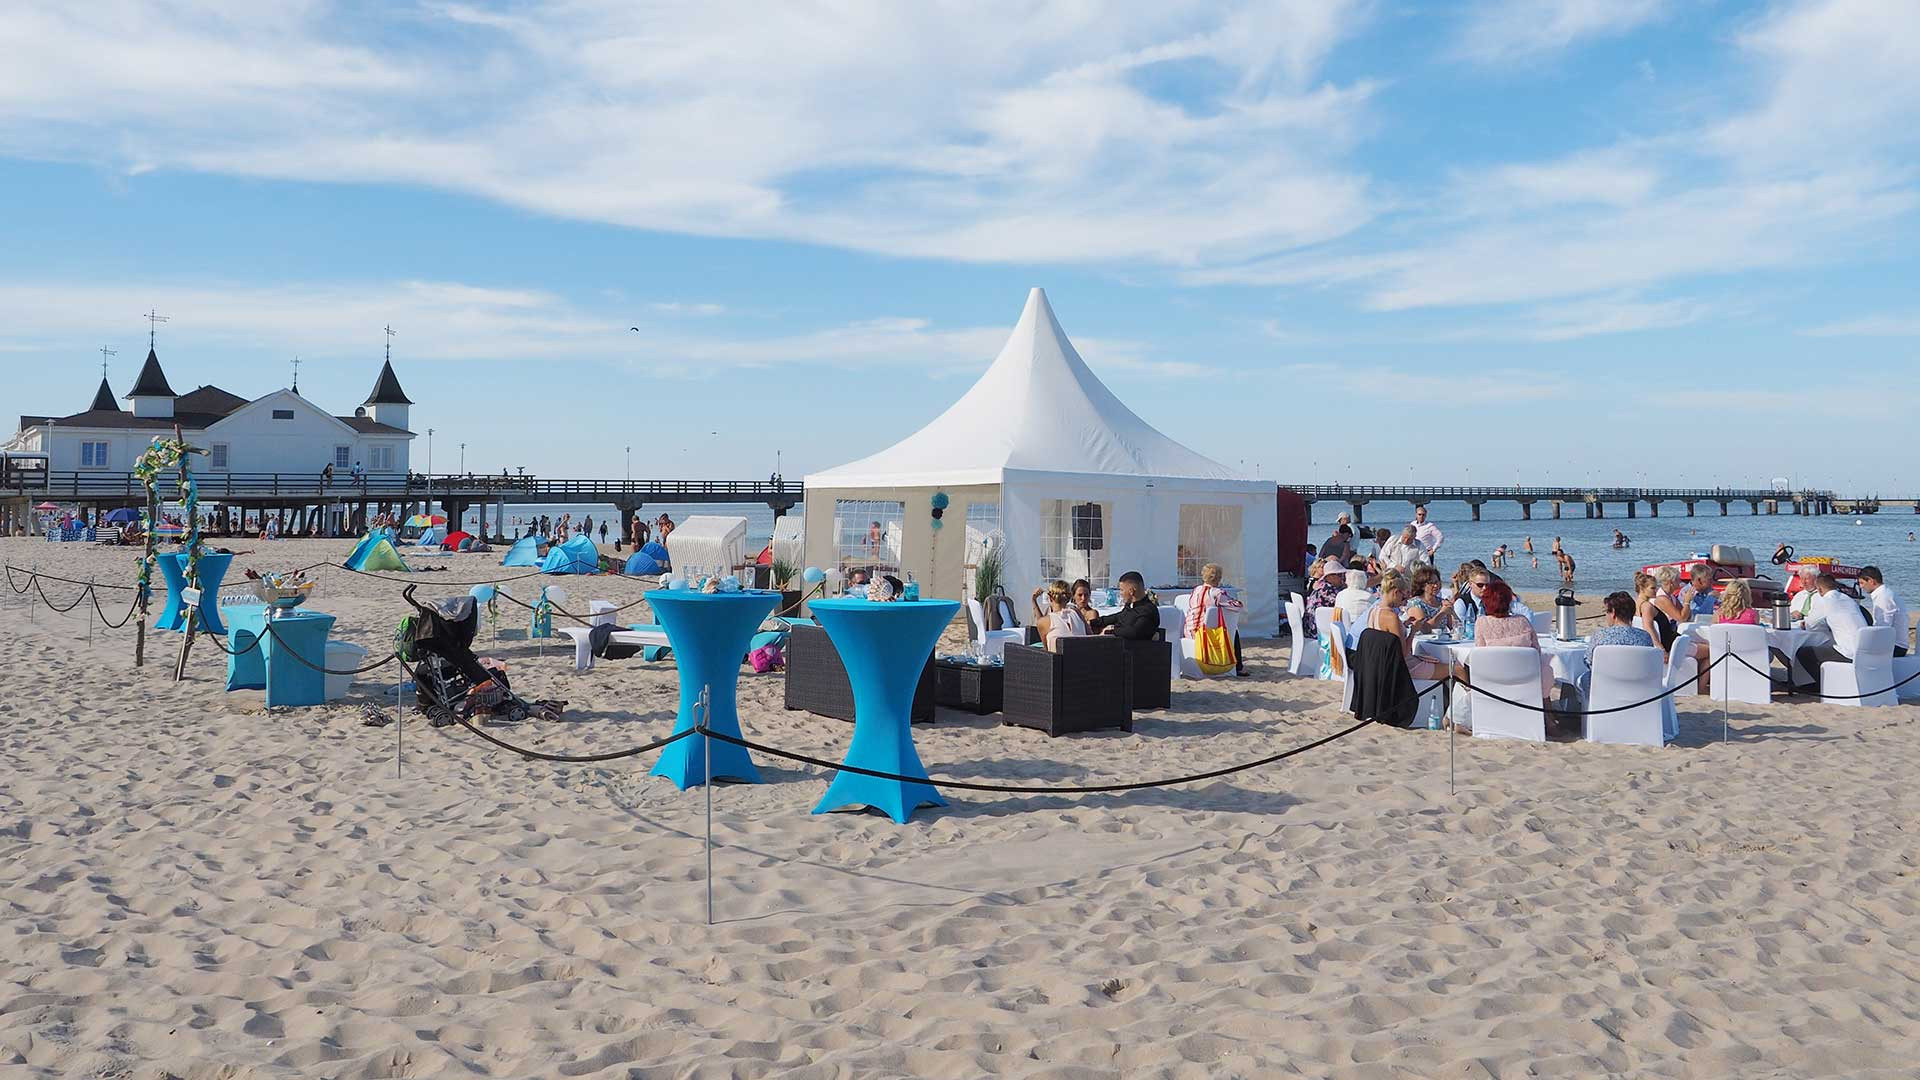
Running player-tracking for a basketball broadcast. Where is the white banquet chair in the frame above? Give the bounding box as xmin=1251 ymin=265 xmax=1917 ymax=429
xmin=1822 ymin=625 xmax=1898 ymax=708
xmin=1703 ymin=624 xmax=1773 ymax=706
xmin=966 ymin=597 xmax=1024 ymax=661
xmin=1586 ymin=645 xmax=1668 ymax=746
xmin=1286 ymin=596 xmax=1320 ymax=677
xmin=1312 ymin=608 xmax=1343 ymax=681
xmin=1659 ymin=632 xmax=1696 ymax=741
xmin=1890 ymin=649 xmax=1920 ymax=704
xmin=1468 ymin=646 xmax=1547 ymax=742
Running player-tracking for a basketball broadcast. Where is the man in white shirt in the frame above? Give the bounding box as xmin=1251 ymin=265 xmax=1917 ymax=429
xmin=1410 ymin=505 xmax=1444 ymax=559
xmin=1335 ymin=571 xmax=1377 ymax=634
xmin=1859 ymin=566 xmax=1909 ymax=656
xmin=1795 ymin=574 xmax=1868 ymax=693
xmin=1789 ymin=566 xmax=1821 ymax=620
xmin=1381 ymin=526 xmax=1426 ymax=573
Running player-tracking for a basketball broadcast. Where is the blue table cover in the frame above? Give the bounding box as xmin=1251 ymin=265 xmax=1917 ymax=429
xmin=155 ymin=551 xmax=234 ymax=635
xmin=222 ymin=605 xmax=336 ymax=708
xmin=646 ymin=588 xmax=780 ymax=789
xmin=807 ymin=597 xmax=959 ymax=823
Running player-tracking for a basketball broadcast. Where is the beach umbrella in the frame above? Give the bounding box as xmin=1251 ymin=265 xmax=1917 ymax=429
xmin=104 ymin=508 xmax=141 ymax=524
xmin=34 ymin=502 xmax=59 ymax=512
xmin=405 ymin=513 xmax=447 ymax=528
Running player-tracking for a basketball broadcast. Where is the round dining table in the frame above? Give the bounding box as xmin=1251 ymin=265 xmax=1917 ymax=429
xmin=1414 ymin=633 xmax=1595 ymax=689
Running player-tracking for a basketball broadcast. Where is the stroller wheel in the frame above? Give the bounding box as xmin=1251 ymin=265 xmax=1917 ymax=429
xmin=427 ymin=704 xmax=457 ymax=728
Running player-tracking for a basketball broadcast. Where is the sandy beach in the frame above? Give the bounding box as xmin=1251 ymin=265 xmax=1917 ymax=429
xmin=3 ymin=536 xmax=1918 ymax=1078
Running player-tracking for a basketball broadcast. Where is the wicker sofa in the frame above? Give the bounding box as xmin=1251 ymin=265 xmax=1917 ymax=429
xmin=1001 ymin=636 xmax=1133 ymax=736
xmin=782 ymin=623 xmax=936 ymax=723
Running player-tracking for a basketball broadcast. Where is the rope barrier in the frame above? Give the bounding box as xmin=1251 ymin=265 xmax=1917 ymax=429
xmin=30 ymin=576 xmax=95 ymax=614
xmin=318 ymin=562 xmax=549 ymax=588
xmin=1727 ymin=650 xmax=1920 ymax=700
xmin=449 ymin=714 xmax=696 ymax=763
xmin=4 ymin=564 xmax=139 ymax=591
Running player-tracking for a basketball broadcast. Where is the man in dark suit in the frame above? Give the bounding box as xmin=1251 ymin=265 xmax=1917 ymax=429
xmin=1090 ymin=571 xmax=1160 ymax=640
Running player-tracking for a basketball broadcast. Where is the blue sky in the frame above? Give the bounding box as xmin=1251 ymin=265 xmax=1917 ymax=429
xmin=3 ymin=0 xmax=1917 ymax=491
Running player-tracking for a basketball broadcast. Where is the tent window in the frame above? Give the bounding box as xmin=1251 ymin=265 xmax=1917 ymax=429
xmin=1176 ymin=504 xmax=1243 ymax=588
xmin=1040 ymin=499 xmax=1110 ymax=589
xmin=835 ymin=499 xmax=903 ymax=576
xmin=964 ymin=501 xmax=1003 ymax=597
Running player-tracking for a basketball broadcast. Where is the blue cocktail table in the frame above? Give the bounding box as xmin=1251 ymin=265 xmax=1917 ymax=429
xmin=808 ymin=597 xmax=959 ymax=823
xmin=222 ymin=605 xmax=336 ymax=708
xmin=646 ymin=588 xmax=780 ymax=789
xmin=156 ymin=551 xmax=234 ymax=635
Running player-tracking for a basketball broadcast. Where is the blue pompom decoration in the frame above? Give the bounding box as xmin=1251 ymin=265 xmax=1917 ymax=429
xmin=930 ymin=517 xmax=944 ymax=530
xmin=802 ymin=565 xmax=826 ymax=584
xmin=930 ymin=492 xmax=950 ymax=510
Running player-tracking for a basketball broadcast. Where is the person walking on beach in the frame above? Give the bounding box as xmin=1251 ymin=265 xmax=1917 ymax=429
xmin=598 ymin=521 xmax=608 ymax=545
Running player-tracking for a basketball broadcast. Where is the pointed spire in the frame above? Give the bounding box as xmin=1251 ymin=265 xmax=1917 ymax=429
xmin=363 ymin=359 xmax=413 ymax=406
xmin=89 ymin=377 xmax=120 ymax=412
xmin=127 ymin=348 xmax=177 ymax=399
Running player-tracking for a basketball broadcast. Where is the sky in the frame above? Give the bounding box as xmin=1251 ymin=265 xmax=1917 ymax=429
xmin=2 ymin=0 xmax=1917 ymax=492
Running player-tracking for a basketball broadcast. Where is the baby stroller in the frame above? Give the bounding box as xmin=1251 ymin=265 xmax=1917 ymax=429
xmin=400 ymin=585 xmax=563 ymax=727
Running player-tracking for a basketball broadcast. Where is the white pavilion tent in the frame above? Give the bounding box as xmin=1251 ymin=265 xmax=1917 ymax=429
xmin=803 ymin=288 xmax=1278 ymax=635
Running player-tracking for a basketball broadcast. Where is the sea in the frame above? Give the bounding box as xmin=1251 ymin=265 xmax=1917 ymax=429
xmin=453 ymin=497 xmax=1920 ymax=596
xmin=1310 ymin=500 xmax=1920 ymax=596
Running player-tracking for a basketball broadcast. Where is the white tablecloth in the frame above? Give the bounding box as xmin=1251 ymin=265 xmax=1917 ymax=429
xmin=1415 ymin=634 xmax=1594 ymax=688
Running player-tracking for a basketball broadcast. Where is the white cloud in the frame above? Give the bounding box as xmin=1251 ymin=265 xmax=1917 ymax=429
xmin=0 ymin=1 xmax=1378 ymax=267
xmin=1274 ymin=362 xmax=1573 ymax=404
xmin=1801 ymin=314 xmax=1920 ymax=337
xmin=645 ymin=302 xmax=726 ymax=318
xmin=1454 ymin=0 xmax=1669 ymax=63
xmin=0 ymin=277 xmax=1202 ymax=382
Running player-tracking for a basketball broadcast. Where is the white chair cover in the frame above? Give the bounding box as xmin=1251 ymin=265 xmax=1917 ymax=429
xmin=1312 ymin=608 xmax=1343 ymax=681
xmin=1703 ymin=624 xmax=1772 ymax=706
xmin=967 ymin=597 xmax=1024 ymax=661
xmin=1529 ymin=610 xmax=1553 ymax=634
xmin=1823 ymin=625 xmax=1897 ymax=707
xmin=1286 ymin=597 xmax=1319 ymax=677
xmin=1586 ymin=645 xmax=1667 ymax=746
xmin=1890 ymin=652 xmax=1920 ymax=703
xmin=1469 ymin=646 xmax=1547 ymax=742
xmin=1660 ymin=632 xmax=1696 ymax=740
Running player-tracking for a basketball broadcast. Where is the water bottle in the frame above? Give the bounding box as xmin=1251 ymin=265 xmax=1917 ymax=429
xmin=1427 ymin=699 xmax=1441 ymax=731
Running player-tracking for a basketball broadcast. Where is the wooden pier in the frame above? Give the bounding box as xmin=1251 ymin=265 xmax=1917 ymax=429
xmin=1283 ymin=484 xmax=1848 ymax=523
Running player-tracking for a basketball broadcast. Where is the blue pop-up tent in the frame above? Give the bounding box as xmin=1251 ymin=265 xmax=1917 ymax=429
xmin=501 ymin=535 xmax=548 ymax=567
xmin=540 ymin=534 xmax=601 ymax=575
xmin=623 ymin=541 xmax=672 ymax=576
xmin=345 ymin=528 xmax=408 ymax=572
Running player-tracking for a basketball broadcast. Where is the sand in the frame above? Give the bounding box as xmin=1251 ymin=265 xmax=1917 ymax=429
xmin=2 ymin=536 xmax=1917 ymax=1078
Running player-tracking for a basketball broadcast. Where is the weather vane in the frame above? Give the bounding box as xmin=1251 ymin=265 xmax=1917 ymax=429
xmin=100 ymin=345 xmax=116 ymax=378
xmin=144 ymin=309 xmax=169 ymax=349
xmin=292 ymin=355 xmax=301 ymax=395
xmin=384 ymin=324 xmax=396 ymax=363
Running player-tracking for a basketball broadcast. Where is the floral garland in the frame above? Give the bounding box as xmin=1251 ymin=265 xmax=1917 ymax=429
xmin=130 ymin=435 xmax=204 ymax=616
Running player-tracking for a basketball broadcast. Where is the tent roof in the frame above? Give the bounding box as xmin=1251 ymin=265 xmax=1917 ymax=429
xmin=806 ymin=288 xmax=1251 ymax=490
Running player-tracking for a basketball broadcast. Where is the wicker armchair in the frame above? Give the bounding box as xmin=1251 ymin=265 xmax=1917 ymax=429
xmin=1001 ymin=636 xmax=1132 ymax=736
xmin=1119 ymin=632 xmax=1172 ymax=710
xmin=782 ymin=623 xmax=936 ymax=723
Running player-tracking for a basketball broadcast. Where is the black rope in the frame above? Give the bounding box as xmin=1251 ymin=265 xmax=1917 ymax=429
xmin=30 ymin=577 xmax=93 ymax=613
xmin=1456 ymin=653 xmax=1725 ymax=715
xmin=4 ymin=564 xmax=139 ymax=591
xmin=1728 ymin=650 xmax=1920 ymax=700
xmin=688 ymin=680 xmax=1445 ymax=794
xmin=320 ymin=562 xmax=548 ymax=588
xmin=89 ymin=586 xmax=142 ymax=629
xmin=449 ymin=714 xmax=695 ymax=763
xmin=256 ymin=623 xmax=400 ymax=674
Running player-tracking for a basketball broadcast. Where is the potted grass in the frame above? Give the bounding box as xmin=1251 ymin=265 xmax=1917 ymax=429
xmin=770 ymin=557 xmax=803 ymax=616
xmin=968 ymin=545 xmax=1005 ymax=638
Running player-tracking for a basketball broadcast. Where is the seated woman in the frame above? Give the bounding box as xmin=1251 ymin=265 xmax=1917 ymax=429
xmin=1689 ymin=578 xmax=1759 ymax=694
xmin=1352 ymin=572 xmax=1460 ymax=727
xmin=1403 ymin=564 xmax=1455 ymax=637
xmin=1031 ymin=579 xmax=1088 ymax=653
xmin=1070 ymin=578 xmax=1101 ymax=628
xmin=1473 ymin=578 xmax=1554 ymax=706
xmin=1637 ymin=569 xmax=1685 ymax=658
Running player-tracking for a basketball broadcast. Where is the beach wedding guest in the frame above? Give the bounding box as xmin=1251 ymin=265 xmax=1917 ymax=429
xmin=1789 ymin=564 xmax=1821 ymax=621
xmin=1351 ymin=571 xmax=1455 ymax=728
xmin=1687 ymin=578 xmax=1764 ymax=694
xmin=1032 ymin=579 xmax=1088 ymax=653
xmin=1636 ymin=570 xmax=1683 ymax=656
xmin=1680 ymin=564 xmax=1719 ymax=617
xmin=1382 ymin=525 xmax=1425 ymax=573
xmin=1473 ymin=578 xmax=1555 ymax=710
xmin=1091 ymin=571 xmax=1161 ymax=640
xmin=1795 ymin=574 xmax=1868 ymax=692
xmin=1404 ymin=564 xmax=1455 ymax=636
xmin=1452 ymin=564 xmax=1484 ymax=641
xmin=1307 ymin=558 xmax=1346 ymax=635
xmin=1319 ymin=522 xmax=1356 ymax=565
xmin=1859 ymin=566 xmax=1909 ymax=656
xmin=1410 ymin=505 xmax=1444 ymax=559
xmin=1369 ymin=527 xmax=1393 ymax=560
xmin=1070 ymin=578 xmax=1101 ymax=627
xmin=1184 ymin=563 xmax=1248 ymax=675
xmin=1335 ymin=563 xmax=1376 ymax=630
xmin=1578 ymin=590 xmax=1656 ymax=699
xmin=1375 ymin=571 xmax=1462 ymax=684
